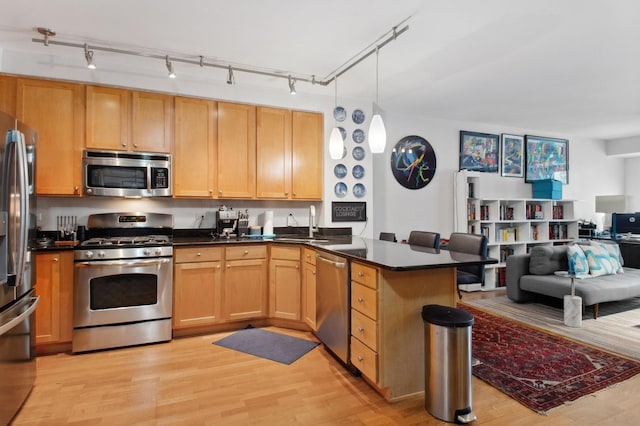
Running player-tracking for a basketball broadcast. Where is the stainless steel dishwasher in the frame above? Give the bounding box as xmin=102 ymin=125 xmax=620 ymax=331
xmin=315 ymin=251 xmax=350 ymax=365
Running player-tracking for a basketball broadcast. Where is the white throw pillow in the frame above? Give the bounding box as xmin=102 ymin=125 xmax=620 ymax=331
xmin=566 ymin=244 xmax=590 ymax=277
xmin=590 ymin=241 xmax=624 ymax=273
xmin=582 ymin=244 xmax=617 ymax=277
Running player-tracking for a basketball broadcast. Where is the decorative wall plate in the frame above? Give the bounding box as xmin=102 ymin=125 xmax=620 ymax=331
xmin=352 ymin=109 xmax=365 ymax=124
xmin=334 ymin=182 xmax=348 ymax=198
xmin=352 ymin=128 xmax=365 ymax=143
xmin=334 ymin=164 xmax=347 ymax=178
xmin=390 ymin=135 xmax=437 ymax=190
xmin=352 ymin=146 xmax=365 ymax=161
xmin=333 ymin=106 xmax=346 ymax=122
xmin=352 ymin=165 xmax=365 ymax=179
xmin=353 ymin=183 xmax=366 ymax=198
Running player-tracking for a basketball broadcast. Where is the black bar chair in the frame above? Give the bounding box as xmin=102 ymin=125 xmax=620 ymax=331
xmin=379 ymin=232 xmax=397 ymax=242
xmin=407 ymin=231 xmax=441 ymax=249
xmin=446 ymin=232 xmax=489 ymax=298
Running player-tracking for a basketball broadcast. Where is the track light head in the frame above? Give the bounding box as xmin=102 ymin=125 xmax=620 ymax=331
xmin=166 ymin=55 xmax=176 ymax=79
xmin=288 ymin=75 xmax=296 ymax=95
xmin=84 ymin=44 xmax=96 ymax=69
xmin=227 ymin=65 xmax=235 ymax=85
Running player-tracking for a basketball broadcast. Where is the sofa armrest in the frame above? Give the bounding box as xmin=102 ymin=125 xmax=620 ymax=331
xmin=506 ymin=254 xmax=535 ymax=302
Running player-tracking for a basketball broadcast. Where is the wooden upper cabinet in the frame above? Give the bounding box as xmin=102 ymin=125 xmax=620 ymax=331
xmin=16 ymin=78 xmax=84 ymax=196
xmin=174 ymin=96 xmax=217 ymax=197
xmin=292 ymin=111 xmax=323 ymax=200
xmin=85 ymin=85 xmax=130 ymax=151
xmin=131 ymin=91 xmax=173 ymax=153
xmin=256 ymin=106 xmax=292 ymax=199
xmin=0 ymin=74 xmax=17 ymax=116
xmin=217 ymin=101 xmax=256 ymax=198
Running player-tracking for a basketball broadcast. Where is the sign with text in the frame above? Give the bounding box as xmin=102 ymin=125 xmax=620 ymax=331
xmin=332 ymin=202 xmax=367 ymax=222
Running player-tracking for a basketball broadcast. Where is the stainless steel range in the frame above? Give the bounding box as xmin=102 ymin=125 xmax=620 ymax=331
xmin=72 ymin=212 xmax=173 ymax=353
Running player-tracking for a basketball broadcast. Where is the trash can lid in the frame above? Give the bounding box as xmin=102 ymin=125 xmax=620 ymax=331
xmin=421 ymin=304 xmax=474 ymax=327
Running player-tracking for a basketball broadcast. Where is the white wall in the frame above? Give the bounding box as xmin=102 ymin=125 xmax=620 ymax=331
xmin=624 ymin=157 xmax=640 ymax=211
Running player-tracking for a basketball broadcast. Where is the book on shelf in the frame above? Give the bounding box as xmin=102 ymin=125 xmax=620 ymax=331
xmin=552 ymin=205 xmax=564 ymax=220
xmin=497 ymin=226 xmax=518 ymax=242
xmin=526 ymin=203 xmax=543 ymax=220
xmin=480 ymin=205 xmax=490 ymax=220
xmin=499 ymin=247 xmax=515 ymax=263
xmin=495 ymin=267 xmax=507 ymax=287
xmin=530 ymin=224 xmax=540 ymax=240
xmin=549 ymin=223 xmax=568 ymax=239
xmin=500 ymin=205 xmax=514 ymax=220
xmin=467 ymin=201 xmax=476 ymax=220
xmin=480 ymin=225 xmax=490 ymax=238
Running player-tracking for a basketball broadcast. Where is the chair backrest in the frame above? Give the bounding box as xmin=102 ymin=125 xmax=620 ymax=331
xmin=407 ymin=231 xmax=441 ymax=249
xmin=447 ymin=232 xmax=489 ymax=282
xmin=379 ymin=232 xmax=397 ymax=242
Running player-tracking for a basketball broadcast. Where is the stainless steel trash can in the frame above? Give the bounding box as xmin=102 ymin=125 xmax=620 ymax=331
xmin=421 ymin=304 xmax=476 ymax=424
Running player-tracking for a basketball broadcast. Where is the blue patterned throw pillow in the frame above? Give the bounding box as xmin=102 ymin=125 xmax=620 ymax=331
xmin=566 ymin=244 xmax=589 ymax=277
xmin=590 ymin=241 xmax=624 ymax=273
xmin=582 ymin=243 xmax=617 ymax=277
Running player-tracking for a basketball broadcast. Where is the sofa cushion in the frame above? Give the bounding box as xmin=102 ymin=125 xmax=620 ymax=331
xmin=582 ymin=243 xmax=617 ymax=277
xmin=590 ymin=241 xmax=624 ymax=273
xmin=529 ymin=246 xmax=568 ymax=275
xmin=566 ymin=244 xmax=590 ymax=277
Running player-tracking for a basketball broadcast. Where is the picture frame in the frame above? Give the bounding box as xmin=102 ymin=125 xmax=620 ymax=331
xmin=459 ymin=131 xmax=499 ymax=173
xmin=500 ymin=134 xmax=524 ymax=177
xmin=524 ymin=135 xmax=569 ymax=184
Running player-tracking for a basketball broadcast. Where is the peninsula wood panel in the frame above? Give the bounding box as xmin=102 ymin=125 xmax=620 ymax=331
xmin=217 ymin=101 xmax=256 ymax=198
xmin=174 ymin=96 xmax=217 ymax=197
xmin=16 ymin=78 xmax=84 ymax=196
xmin=85 ymin=85 xmax=130 ymax=150
xmin=256 ymin=106 xmax=292 ymax=199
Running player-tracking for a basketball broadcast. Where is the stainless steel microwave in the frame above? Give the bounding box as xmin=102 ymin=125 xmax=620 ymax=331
xmin=83 ymin=150 xmax=171 ymax=197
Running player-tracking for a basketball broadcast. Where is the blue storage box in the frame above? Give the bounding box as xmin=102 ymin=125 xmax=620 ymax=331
xmin=532 ymin=179 xmax=562 ymax=199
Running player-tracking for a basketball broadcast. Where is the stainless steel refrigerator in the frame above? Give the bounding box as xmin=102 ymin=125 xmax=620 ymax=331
xmin=0 ymin=111 xmax=38 ymax=425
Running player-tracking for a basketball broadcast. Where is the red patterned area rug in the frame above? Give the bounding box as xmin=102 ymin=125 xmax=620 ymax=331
xmin=462 ymin=305 xmax=640 ymax=414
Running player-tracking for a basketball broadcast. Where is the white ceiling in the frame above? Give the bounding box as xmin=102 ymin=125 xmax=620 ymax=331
xmin=1 ymin=0 xmax=640 ymax=140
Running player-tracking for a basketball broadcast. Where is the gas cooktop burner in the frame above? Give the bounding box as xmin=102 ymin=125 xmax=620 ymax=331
xmin=81 ymin=235 xmax=171 ymax=247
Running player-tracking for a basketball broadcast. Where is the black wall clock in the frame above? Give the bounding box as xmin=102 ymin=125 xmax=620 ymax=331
xmin=390 ymin=135 xmax=437 ymax=189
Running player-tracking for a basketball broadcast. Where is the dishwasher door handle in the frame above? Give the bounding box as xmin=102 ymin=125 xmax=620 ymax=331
xmin=316 ymin=254 xmax=346 ymax=269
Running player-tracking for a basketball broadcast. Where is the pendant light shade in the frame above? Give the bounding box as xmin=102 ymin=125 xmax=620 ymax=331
xmin=368 ymin=113 xmax=386 ymax=153
xmin=329 ymin=127 xmax=344 ymax=159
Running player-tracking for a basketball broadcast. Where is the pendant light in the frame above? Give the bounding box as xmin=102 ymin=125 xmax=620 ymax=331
xmin=329 ymin=76 xmax=345 ymax=160
xmin=368 ymin=47 xmax=386 ymax=153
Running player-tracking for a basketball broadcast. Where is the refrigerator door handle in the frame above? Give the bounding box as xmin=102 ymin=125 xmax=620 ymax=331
xmin=0 ymin=295 xmax=39 ymax=337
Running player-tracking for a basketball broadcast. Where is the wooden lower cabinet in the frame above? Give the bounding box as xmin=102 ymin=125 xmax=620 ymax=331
xmin=173 ymin=247 xmax=223 ymax=329
xmin=301 ymin=248 xmax=317 ymax=330
xmin=269 ymin=246 xmax=301 ymax=320
xmin=223 ymin=245 xmax=267 ymax=320
xmin=350 ymin=262 xmax=379 ymax=384
xmin=35 ymin=251 xmax=74 ymax=345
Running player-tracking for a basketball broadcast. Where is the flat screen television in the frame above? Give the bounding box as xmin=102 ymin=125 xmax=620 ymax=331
xmin=612 ymin=213 xmax=640 ymax=236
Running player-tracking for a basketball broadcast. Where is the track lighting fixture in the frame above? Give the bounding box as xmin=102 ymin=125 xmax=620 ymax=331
xmin=84 ymin=44 xmax=96 ymax=69
xmin=288 ymin=75 xmax=296 ymax=95
xmin=368 ymin=47 xmax=386 ymax=154
xmin=166 ymin=55 xmax=176 ymax=79
xmin=329 ymin=76 xmax=345 ymax=160
xmin=227 ymin=65 xmax=235 ymax=85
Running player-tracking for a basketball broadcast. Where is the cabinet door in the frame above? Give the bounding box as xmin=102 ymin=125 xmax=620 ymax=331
xmin=302 ymin=260 xmax=316 ymax=330
xmin=85 ymin=85 xmax=130 ymax=151
xmin=0 ymin=74 xmax=17 ymax=116
xmin=217 ymin=102 xmax=256 ymax=198
xmin=131 ymin=91 xmax=173 ymax=153
xmin=17 ymin=78 xmax=84 ymax=196
xmin=173 ymin=261 xmax=222 ymax=328
xmin=174 ymin=96 xmax=217 ymax=197
xmin=269 ymin=259 xmax=301 ymax=320
xmin=291 ymin=111 xmax=323 ymax=200
xmin=256 ymin=106 xmax=291 ymax=199
xmin=223 ymin=259 xmax=267 ymax=320
xmin=35 ymin=251 xmax=74 ymax=344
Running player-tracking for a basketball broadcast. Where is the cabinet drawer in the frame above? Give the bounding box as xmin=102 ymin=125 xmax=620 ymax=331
xmin=271 ymin=245 xmax=300 ymax=260
xmin=351 ymin=309 xmax=377 ymax=351
xmin=302 ymin=248 xmax=316 ymax=266
xmin=350 ymin=336 xmax=378 ymax=383
xmin=175 ymin=247 xmax=223 ymax=263
xmin=351 ymin=282 xmax=377 ymax=321
xmin=351 ymin=262 xmax=377 ymax=289
xmin=225 ymin=245 xmax=267 ymax=260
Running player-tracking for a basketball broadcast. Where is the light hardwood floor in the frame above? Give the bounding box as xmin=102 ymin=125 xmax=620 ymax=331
xmin=13 ymin=289 xmax=640 ymax=425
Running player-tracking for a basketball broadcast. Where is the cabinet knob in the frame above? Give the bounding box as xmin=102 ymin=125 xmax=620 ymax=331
xmin=284 ymin=192 xmax=289 ymax=196
xmin=74 ymin=186 xmax=79 ymax=193
xmin=216 ymin=265 xmax=221 ymax=269
xmin=243 ymin=250 xmax=249 ymax=255
xmin=209 ymin=189 xmax=213 ymax=194
xmin=358 ymin=272 xmax=364 ymax=278
xmin=196 ymin=252 xmax=201 ymax=257
xmin=121 ymin=143 xmax=126 ymax=148
xmin=227 ymin=264 xmax=231 ymax=268
xmin=357 ymin=326 xmax=364 ymax=333
xmin=52 ymin=257 xmax=59 ymax=262
xmin=312 ymin=271 xmax=316 ymax=275
xmin=357 ymin=297 xmax=364 ymax=303
xmin=133 ymin=143 xmax=138 ymax=148
xmin=296 ymin=265 xmax=299 ymax=269
xmin=293 ymin=192 xmax=297 ymax=197
xmin=219 ymin=190 xmax=223 ymax=194
xmin=357 ymin=355 xmax=364 ymax=362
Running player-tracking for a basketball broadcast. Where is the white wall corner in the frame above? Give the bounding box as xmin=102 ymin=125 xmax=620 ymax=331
xmin=605 ymin=136 xmax=640 ymax=157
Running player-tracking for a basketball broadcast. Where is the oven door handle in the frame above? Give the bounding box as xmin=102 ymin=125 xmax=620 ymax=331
xmin=75 ymin=258 xmax=172 ymax=268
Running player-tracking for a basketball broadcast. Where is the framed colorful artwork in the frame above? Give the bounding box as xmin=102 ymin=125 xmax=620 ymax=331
xmin=459 ymin=131 xmax=499 ymax=173
xmin=500 ymin=134 xmax=524 ymax=177
xmin=525 ymin=135 xmax=569 ymax=184
xmin=390 ymin=135 xmax=437 ymax=190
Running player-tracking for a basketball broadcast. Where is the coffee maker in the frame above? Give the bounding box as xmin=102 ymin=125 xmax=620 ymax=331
xmin=216 ymin=207 xmax=238 ymax=238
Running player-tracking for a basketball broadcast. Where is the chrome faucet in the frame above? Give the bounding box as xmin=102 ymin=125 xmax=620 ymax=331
xmin=309 ymin=205 xmax=318 ymax=238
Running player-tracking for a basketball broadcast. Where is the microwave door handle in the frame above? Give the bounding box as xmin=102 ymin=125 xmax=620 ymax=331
xmin=147 ymin=166 xmax=152 ymax=193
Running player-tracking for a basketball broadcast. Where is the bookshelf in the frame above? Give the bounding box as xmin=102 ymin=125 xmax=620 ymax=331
xmin=455 ymin=170 xmax=578 ymax=291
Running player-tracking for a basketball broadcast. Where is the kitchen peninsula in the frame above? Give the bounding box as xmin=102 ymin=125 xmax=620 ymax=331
xmin=173 ymin=233 xmax=496 ymax=401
